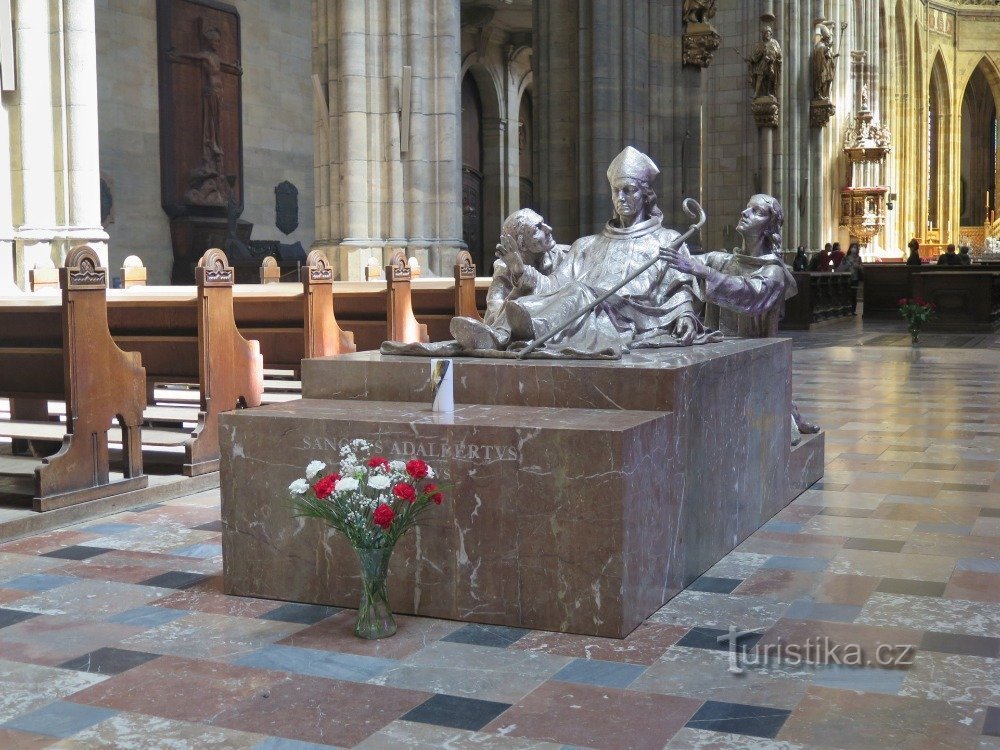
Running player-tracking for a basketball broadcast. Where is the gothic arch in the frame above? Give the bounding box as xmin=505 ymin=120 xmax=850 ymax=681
xmin=460 ymin=63 xmax=505 ymax=271
xmin=959 ymin=57 xmax=1000 ymax=225
xmin=927 ymin=52 xmax=953 ymax=241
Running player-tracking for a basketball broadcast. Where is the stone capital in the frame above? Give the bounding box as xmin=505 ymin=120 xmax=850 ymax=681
xmin=682 ymin=25 xmax=722 ymax=68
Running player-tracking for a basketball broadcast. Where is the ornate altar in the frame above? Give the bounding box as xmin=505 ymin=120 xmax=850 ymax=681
xmin=839 ymin=84 xmax=892 ymax=250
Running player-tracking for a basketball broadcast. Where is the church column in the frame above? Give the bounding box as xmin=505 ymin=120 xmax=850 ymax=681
xmin=313 ymin=0 xmax=462 ymax=280
xmin=64 ymin=0 xmax=108 ymax=261
xmin=13 ymin=0 xmax=60 ymax=282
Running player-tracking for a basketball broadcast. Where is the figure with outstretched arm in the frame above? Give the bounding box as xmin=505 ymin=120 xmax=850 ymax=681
xmin=168 ymin=25 xmax=242 ymax=167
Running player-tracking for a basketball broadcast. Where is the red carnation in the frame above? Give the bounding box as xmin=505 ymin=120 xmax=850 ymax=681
xmin=393 ymin=482 xmax=417 ymax=502
xmin=897 ymin=298 xmax=908 ymax=306
xmin=367 ymin=456 xmax=389 ymax=469
xmin=424 ymin=482 xmax=445 ymax=505
xmin=914 ymin=297 xmax=925 ymax=306
xmin=313 ymin=474 xmax=338 ymax=500
xmin=405 ymin=459 xmax=429 ymax=479
xmin=372 ymin=503 xmax=395 ymax=529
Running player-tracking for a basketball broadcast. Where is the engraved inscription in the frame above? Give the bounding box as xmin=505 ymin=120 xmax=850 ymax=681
xmin=296 ymin=436 xmax=518 ymax=462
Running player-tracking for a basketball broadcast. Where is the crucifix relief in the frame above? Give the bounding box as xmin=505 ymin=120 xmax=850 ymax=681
xmin=167 ymin=20 xmax=242 ymax=206
xmin=157 ymin=0 xmax=246 ymax=284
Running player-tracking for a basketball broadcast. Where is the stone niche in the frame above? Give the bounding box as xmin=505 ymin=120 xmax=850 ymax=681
xmin=220 ymin=339 xmax=824 ymax=638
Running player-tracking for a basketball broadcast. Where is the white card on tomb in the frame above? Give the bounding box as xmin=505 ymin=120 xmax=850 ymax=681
xmin=430 ymin=358 xmax=454 ymax=413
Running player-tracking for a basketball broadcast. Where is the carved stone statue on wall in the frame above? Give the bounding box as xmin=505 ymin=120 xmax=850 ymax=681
xmin=168 ymin=22 xmax=242 ymax=206
xmin=682 ymin=0 xmax=716 ymax=25
xmin=682 ymin=0 xmax=721 ymax=68
xmin=811 ymin=23 xmax=838 ymax=101
xmin=746 ymin=26 xmax=782 ymax=99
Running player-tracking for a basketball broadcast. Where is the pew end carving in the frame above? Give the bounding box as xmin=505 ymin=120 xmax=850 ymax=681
xmin=385 ymin=250 xmax=429 ymax=344
xmin=121 ymin=255 xmax=148 ymax=288
xmin=454 ymin=250 xmax=482 ymax=321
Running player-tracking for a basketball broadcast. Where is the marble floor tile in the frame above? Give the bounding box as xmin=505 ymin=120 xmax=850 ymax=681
xmin=354 ymin=719 xmax=563 ymax=749
xmin=0 ymin=615 xmax=144 ymax=667
xmin=801 ymin=516 xmax=916 ymax=541
xmin=2 ymin=579 xmax=173 ymax=619
xmin=278 ymin=611 xmax=460 ymax=660
xmin=1 ymin=701 xmax=117 ymax=739
xmin=648 ymin=592 xmax=790 ymax=631
xmin=944 ymin=570 xmax=1000 ymax=603
xmin=664 ymin=727 xmax=810 ymax=749
xmin=549 ymin=657 xmax=646 ymax=689
xmin=919 ymin=631 xmax=1000 ymax=659
xmin=47 ymin=712 xmax=265 ymax=750
xmin=57 ymin=646 xmax=161 ymax=676
xmin=899 ymin=651 xmax=999 ymax=704
xmin=856 ymin=592 xmax=1000 ymax=636
xmin=69 ymin=655 xmax=284 ymax=724
xmin=684 ymin=700 xmax=791 ymax=741
xmin=754 ymin=619 xmax=922 ymax=669
xmin=875 ymin=578 xmax=948 ymax=597
xmin=259 ymin=602 xmax=343 ymax=625
xmin=702 ymin=553 xmax=771 ymax=580
xmin=233 ymin=643 xmax=397 ymax=683
xmin=211 ymin=674 xmax=430 ymax=747
xmin=0 ymin=728 xmax=57 ymax=749
xmin=826 ymin=549 xmax=956 ymax=582
xmin=808 ymin=664 xmax=906 ymax=695
xmin=812 ymin=573 xmax=881 ymax=606
xmin=400 ymin=694 xmax=511 ymax=733
xmin=508 ymin=622 xmax=687 ymax=665
xmin=731 ymin=569 xmax=825 ymax=601
xmin=368 ymin=640 xmax=570 ymax=705
xmin=777 ymin=685 xmax=986 ymax=750
xmin=119 ymin=611 xmax=302 ymax=660
xmin=481 ymin=681 xmax=702 ymax=750
xmin=442 ymin=624 xmax=532 ymax=648
xmin=631 ymin=646 xmax=813 ymax=711
xmin=0 ymin=659 xmax=107 ymax=724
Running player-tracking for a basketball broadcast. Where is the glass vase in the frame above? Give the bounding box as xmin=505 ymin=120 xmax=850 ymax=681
xmin=909 ymin=325 xmax=920 ymax=345
xmin=353 ymin=545 xmax=396 ymax=639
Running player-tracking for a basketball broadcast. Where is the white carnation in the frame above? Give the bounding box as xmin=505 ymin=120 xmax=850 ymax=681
xmin=389 ymin=460 xmax=406 ymax=472
xmin=335 ymin=476 xmax=360 ymax=492
xmin=288 ymin=478 xmax=310 ymax=494
xmin=305 ymin=460 xmax=326 ymax=479
xmin=426 ymin=467 xmax=435 ymax=479
xmin=368 ymin=475 xmax=391 ymax=490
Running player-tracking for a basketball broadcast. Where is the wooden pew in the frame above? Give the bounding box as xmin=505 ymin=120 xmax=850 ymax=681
xmin=914 ymin=271 xmax=1000 ymax=332
xmin=781 ymin=271 xmax=854 ymax=330
xmin=107 ymin=249 xmax=263 ymax=475
xmin=453 ymin=250 xmax=483 ymax=321
xmin=0 ymin=246 xmax=147 ymax=511
xmin=234 ymin=250 xmax=356 ymax=371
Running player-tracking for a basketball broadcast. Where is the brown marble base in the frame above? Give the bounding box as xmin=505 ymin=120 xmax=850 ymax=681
xmin=222 ymin=340 xmax=820 ymax=637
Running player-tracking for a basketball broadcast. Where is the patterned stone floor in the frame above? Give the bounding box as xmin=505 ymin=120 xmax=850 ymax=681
xmin=0 ymin=324 xmax=997 ymax=749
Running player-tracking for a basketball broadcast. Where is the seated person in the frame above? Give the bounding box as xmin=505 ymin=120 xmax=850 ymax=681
xmin=792 ymin=245 xmax=809 ymax=271
xmin=958 ymin=246 xmax=972 ymax=266
xmin=811 ymin=243 xmax=833 ymax=271
xmin=452 ymin=209 xmax=568 ymax=350
xmin=829 ymin=242 xmax=845 ymax=269
xmin=905 ymin=238 xmax=922 ymax=265
xmin=937 ymin=243 xmax=961 ymax=265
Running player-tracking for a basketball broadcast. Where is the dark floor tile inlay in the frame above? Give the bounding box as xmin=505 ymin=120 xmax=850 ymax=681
xmin=685 ymin=700 xmax=791 ymax=740
xmin=57 ymin=647 xmax=160 ymax=676
xmin=687 ymin=576 xmax=743 ymax=594
xmin=139 ymin=571 xmax=211 ymax=590
xmin=192 ymin=520 xmax=223 ymax=532
xmin=39 ymin=545 xmax=114 ymax=561
xmin=843 ymin=538 xmax=906 ymax=553
xmin=920 ymin=631 xmax=1000 ymax=659
xmin=980 ymin=508 xmax=1000 ymax=518
xmin=401 ymin=693 xmax=511 ymax=732
xmin=875 ymin=578 xmax=947 ymax=597
xmin=259 ymin=602 xmax=342 ymax=625
xmin=675 ymin=626 xmax=762 ymax=653
xmin=441 ymin=623 xmax=531 ymax=648
xmin=0 ymin=608 xmax=39 ymax=629
xmin=983 ymin=706 xmax=1000 ymax=738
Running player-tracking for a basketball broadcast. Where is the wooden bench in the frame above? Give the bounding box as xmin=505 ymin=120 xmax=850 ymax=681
xmin=0 ymin=246 xmax=148 ymax=511
xmin=233 ymin=250 xmax=356 ymax=371
xmin=106 ymin=249 xmax=263 ymax=475
xmin=862 ymin=262 xmax=1000 ymax=319
xmin=914 ymin=271 xmax=1000 ymax=332
xmin=781 ymin=271 xmax=855 ymax=330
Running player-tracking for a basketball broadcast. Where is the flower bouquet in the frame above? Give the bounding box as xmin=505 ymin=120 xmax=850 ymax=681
xmin=897 ymin=297 xmax=935 ymax=344
xmin=289 ymin=439 xmax=444 ymax=639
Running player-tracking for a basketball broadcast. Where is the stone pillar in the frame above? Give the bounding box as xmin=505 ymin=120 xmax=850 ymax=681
xmin=13 ymin=0 xmax=60 ymax=282
xmin=313 ymin=0 xmax=463 ymax=280
xmin=64 ymin=0 xmax=108 ymax=259
xmin=0 ymin=97 xmax=16 ymax=293
xmin=535 ymin=1 xmax=696 ymax=241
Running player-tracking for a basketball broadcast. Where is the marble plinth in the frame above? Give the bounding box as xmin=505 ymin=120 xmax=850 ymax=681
xmin=221 ymin=340 xmax=820 ymax=637
xmin=222 ymin=400 xmax=674 ymax=637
